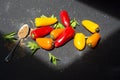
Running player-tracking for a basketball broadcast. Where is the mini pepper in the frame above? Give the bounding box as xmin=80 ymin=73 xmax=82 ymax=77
xmin=35 ymin=17 xmax=58 ymax=27
xmin=74 ymin=33 xmax=86 ymax=50
xmin=54 ymin=26 xmax=75 ymax=48
xmin=50 ymin=28 xmax=64 ymax=40
xmin=36 ymin=38 xmax=54 ymax=50
xmin=81 ymin=20 xmax=100 ymax=33
xmin=30 ymin=26 xmax=54 ymax=40
xmin=60 ymin=10 xmax=70 ymax=27
xmin=86 ymin=33 xmax=101 ymax=48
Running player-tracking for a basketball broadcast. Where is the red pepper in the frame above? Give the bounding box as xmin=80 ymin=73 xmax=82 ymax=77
xmin=30 ymin=26 xmax=53 ymax=40
xmin=60 ymin=10 xmax=70 ymax=27
xmin=54 ymin=26 xmax=75 ymax=47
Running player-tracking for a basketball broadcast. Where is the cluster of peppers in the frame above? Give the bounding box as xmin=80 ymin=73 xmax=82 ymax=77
xmin=30 ymin=10 xmax=101 ymax=51
xmin=30 ymin=10 xmax=75 ymax=50
xmin=74 ymin=20 xmax=101 ymax=50
xmin=2 ymin=10 xmax=101 ymax=65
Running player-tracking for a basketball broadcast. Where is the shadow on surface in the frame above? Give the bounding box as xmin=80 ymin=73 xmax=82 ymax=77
xmin=1 ymin=28 xmax=120 ymax=80
xmin=0 ymin=0 xmax=120 ymax=80
xmin=62 ymin=28 xmax=120 ymax=80
xmin=76 ymin=0 xmax=120 ymax=19
xmin=0 ymin=32 xmax=59 ymax=80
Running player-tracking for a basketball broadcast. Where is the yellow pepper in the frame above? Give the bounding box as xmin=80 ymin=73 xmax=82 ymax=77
xmin=35 ymin=17 xmax=57 ymax=27
xmin=81 ymin=20 xmax=100 ymax=33
xmin=74 ymin=33 xmax=86 ymax=50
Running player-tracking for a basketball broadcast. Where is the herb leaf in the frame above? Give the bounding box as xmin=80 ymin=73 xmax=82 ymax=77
xmin=51 ymin=14 xmax=56 ymax=18
xmin=40 ymin=15 xmax=47 ymax=18
xmin=54 ymin=18 xmax=79 ymax=29
xmin=48 ymin=53 xmax=59 ymax=65
xmin=27 ymin=41 xmax=40 ymax=55
xmin=40 ymin=14 xmax=56 ymax=18
xmin=70 ymin=18 xmax=79 ymax=28
xmin=53 ymin=22 xmax=65 ymax=29
xmin=3 ymin=32 xmax=17 ymax=42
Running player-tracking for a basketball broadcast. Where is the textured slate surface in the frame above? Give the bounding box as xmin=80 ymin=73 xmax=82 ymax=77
xmin=0 ymin=0 xmax=120 ymax=80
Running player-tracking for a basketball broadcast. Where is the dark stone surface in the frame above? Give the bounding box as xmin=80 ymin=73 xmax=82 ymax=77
xmin=0 ymin=0 xmax=120 ymax=80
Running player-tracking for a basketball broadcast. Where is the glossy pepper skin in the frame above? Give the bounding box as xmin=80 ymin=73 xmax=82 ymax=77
xmin=35 ymin=17 xmax=57 ymax=27
xmin=81 ymin=20 xmax=100 ymax=33
xmin=60 ymin=10 xmax=70 ymax=27
xmin=54 ymin=26 xmax=75 ymax=47
xmin=36 ymin=38 xmax=54 ymax=50
xmin=30 ymin=26 xmax=54 ymax=40
xmin=86 ymin=33 xmax=101 ymax=48
xmin=74 ymin=33 xmax=86 ymax=50
xmin=50 ymin=28 xmax=64 ymax=40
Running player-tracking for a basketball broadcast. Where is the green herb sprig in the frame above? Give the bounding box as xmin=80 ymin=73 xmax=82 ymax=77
xmin=53 ymin=22 xmax=65 ymax=29
xmin=27 ymin=41 xmax=40 ymax=55
xmin=70 ymin=18 xmax=80 ymax=28
xmin=49 ymin=53 xmax=60 ymax=65
xmin=3 ymin=32 xmax=17 ymax=42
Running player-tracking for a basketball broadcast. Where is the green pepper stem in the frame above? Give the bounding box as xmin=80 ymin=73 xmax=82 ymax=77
xmin=96 ymin=28 xmax=100 ymax=32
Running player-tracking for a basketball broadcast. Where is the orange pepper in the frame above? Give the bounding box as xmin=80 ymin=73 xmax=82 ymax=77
xmin=36 ymin=38 xmax=54 ymax=50
xmin=86 ymin=33 xmax=101 ymax=48
xmin=50 ymin=28 xmax=64 ymax=40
